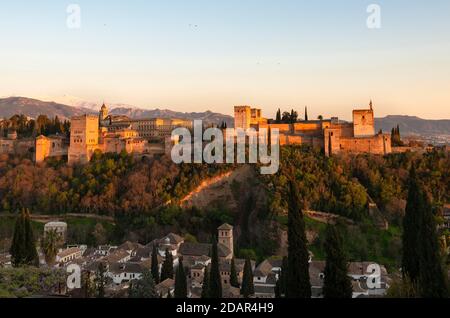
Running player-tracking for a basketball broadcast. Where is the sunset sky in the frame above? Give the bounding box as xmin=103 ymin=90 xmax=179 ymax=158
xmin=1 ymin=0 xmax=449 ymax=120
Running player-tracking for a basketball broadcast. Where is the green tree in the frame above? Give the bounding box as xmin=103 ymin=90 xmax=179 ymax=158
xmin=230 ymin=258 xmax=240 ymax=288
xmin=416 ymin=192 xmax=448 ymax=297
xmin=41 ymin=229 xmax=61 ymax=266
xmin=276 ymin=109 xmax=281 ymax=123
xmin=160 ymin=248 xmax=174 ymax=281
xmin=94 ymin=262 xmax=108 ymax=298
xmin=402 ymin=165 xmax=448 ymax=297
xmin=10 ymin=208 xmax=39 ymax=267
xmin=201 ymin=266 xmax=210 ymax=298
xmin=209 ymin=239 xmax=222 ymax=298
xmin=151 ymin=245 xmax=160 ymax=284
xmin=286 ymin=179 xmax=311 ymax=298
xmin=323 ymin=225 xmax=353 ymax=298
xmin=402 ymin=165 xmax=423 ymax=284
xmin=240 ymin=257 xmax=254 ymax=298
xmin=174 ymin=258 xmax=188 ymax=298
xmin=129 ymin=269 xmax=157 ymax=298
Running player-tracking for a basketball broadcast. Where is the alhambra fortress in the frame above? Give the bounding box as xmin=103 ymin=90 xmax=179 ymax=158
xmin=0 ymin=102 xmax=392 ymax=163
xmin=234 ymin=102 xmax=391 ymax=156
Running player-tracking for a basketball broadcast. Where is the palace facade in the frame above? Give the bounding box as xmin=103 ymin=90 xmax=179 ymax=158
xmin=32 ymin=104 xmax=191 ymax=164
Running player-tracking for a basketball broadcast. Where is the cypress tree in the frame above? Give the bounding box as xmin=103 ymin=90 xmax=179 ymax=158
xmin=23 ymin=209 xmax=38 ymax=267
xmin=323 ymin=225 xmax=353 ymax=298
xmin=276 ymin=109 xmax=281 ymax=123
xmin=402 ymin=165 xmax=448 ymax=297
xmin=160 ymin=248 xmax=174 ymax=281
xmin=10 ymin=208 xmax=38 ymax=267
xmin=402 ymin=165 xmax=422 ymax=283
xmin=305 ymin=106 xmax=308 ymax=121
xmin=286 ymin=179 xmax=311 ymax=298
xmin=209 ymin=239 xmax=222 ymax=298
xmin=174 ymin=258 xmax=188 ymax=298
xmin=230 ymin=258 xmax=240 ymax=288
xmin=151 ymin=244 xmax=160 ymax=284
xmin=240 ymin=257 xmax=254 ymax=298
xmin=201 ymin=266 xmax=210 ymax=298
xmin=416 ymin=187 xmax=448 ymax=297
xmin=10 ymin=209 xmax=26 ymax=267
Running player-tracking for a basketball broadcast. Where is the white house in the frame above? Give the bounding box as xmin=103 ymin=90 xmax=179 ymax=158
xmin=107 ymin=262 xmax=148 ymax=285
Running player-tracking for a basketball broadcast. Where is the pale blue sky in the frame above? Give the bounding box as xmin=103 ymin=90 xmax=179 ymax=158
xmin=1 ymin=0 xmax=449 ymax=119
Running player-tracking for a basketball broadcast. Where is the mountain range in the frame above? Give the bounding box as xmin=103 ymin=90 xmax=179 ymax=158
xmin=0 ymin=97 xmax=449 ymax=138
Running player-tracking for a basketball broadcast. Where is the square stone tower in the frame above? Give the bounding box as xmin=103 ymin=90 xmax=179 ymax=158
xmin=218 ymin=223 xmax=234 ymax=257
xmin=352 ymin=103 xmax=375 ymax=137
xmin=68 ymin=115 xmax=100 ymax=164
xmin=234 ymin=106 xmax=252 ymax=130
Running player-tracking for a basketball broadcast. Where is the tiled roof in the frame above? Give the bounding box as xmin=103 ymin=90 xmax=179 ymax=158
xmin=218 ymin=223 xmax=233 ymax=230
xmin=108 ymin=262 xmax=145 ymax=275
xmin=179 ymin=243 xmax=211 ymax=257
xmin=156 ymin=278 xmax=175 ymax=290
xmin=179 ymin=242 xmax=231 ymax=258
xmin=118 ymin=241 xmax=143 ymax=252
xmin=57 ymin=247 xmax=81 ymax=258
xmin=103 ymin=249 xmax=130 ymax=263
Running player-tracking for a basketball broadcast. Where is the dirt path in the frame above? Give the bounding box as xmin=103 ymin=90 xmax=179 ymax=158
xmin=179 ymin=165 xmax=258 ymax=211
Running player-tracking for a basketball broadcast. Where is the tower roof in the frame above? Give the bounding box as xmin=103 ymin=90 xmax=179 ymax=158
xmin=218 ymin=223 xmax=233 ymax=230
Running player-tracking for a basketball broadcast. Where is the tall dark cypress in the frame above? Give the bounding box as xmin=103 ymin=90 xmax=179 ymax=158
xmin=160 ymin=248 xmax=174 ymax=281
xmin=286 ymin=179 xmax=311 ymax=298
xmin=402 ymin=165 xmax=448 ymax=297
xmin=323 ymin=225 xmax=353 ymax=298
xmin=10 ymin=209 xmax=26 ymax=267
xmin=174 ymin=258 xmax=188 ymax=298
xmin=276 ymin=109 xmax=281 ymax=123
xmin=209 ymin=239 xmax=222 ymax=298
xmin=10 ymin=208 xmax=38 ymax=267
xmin=23 ymin=209 xmax=38 ymax=267
xmin=402 ymin=165 xmax=422 ymax=283
xmin=151 ymin=244 xmax=160 ymax=284
xmin=305 ymin=106 xmax=309 ymax=121
xmin=416 ymin=187 xmax=448 ymax=297
xmin=201 ymin=266 xmax=210 ymax=298
xmin=230 ymin=258 xmax=240 ymax=288
xmin=240 ymin=257 xmax=254 ymax=298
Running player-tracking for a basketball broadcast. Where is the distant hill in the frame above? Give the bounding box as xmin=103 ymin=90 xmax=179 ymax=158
xmin=0 ymin=97 xmax=95 ymax=120
xmin=375 ymin=115 xmax=450 ymax=135
xmin=109 ymin=107 xmax=234 ymax=127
